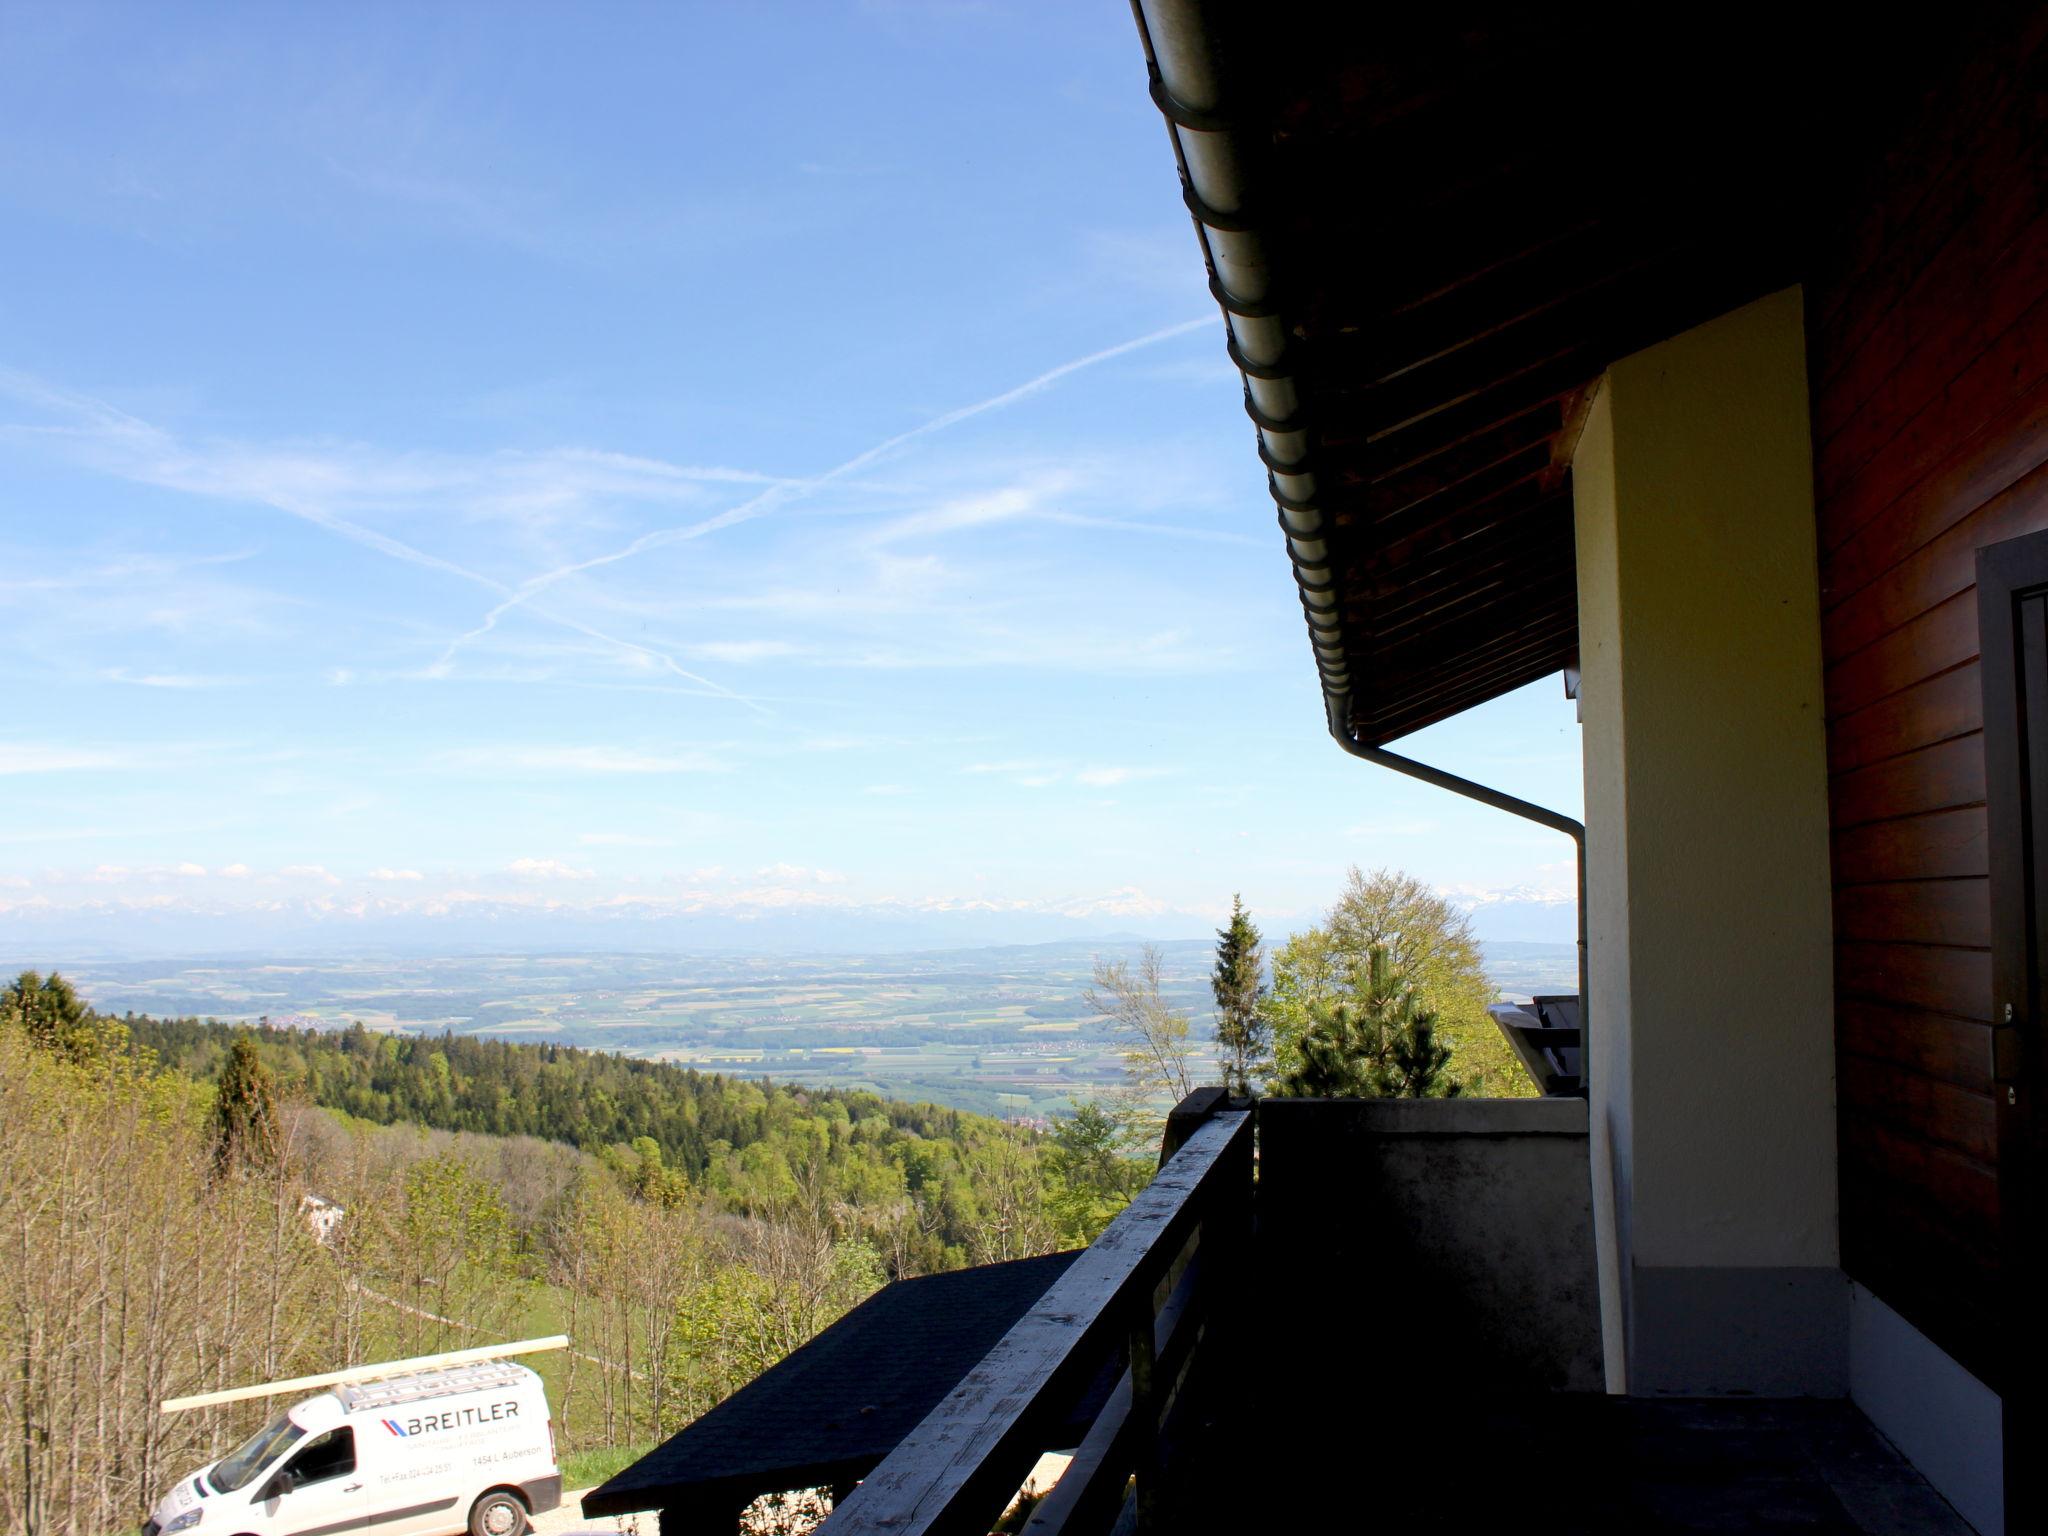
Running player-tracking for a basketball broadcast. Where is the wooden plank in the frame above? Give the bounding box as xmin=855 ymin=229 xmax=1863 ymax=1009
xmin=1821 ymin=288 xmax=2048 ymax=554
xmin=1838 ymin=999 xmax=1995 ymax=1094
xmin=1838 ymin=1052 xmax=1998 ymax=1162
xmin=1824 ymin=589 xmax=1980 ymax=720
xmin=1836 ymin=941 xmax=1991 ymax=1021
xmin=1828 ymin=732 xmax=1984 ymax=829
xmin=1839 ymin=1114 xmax=1998 ymax=1227
xmin=1814 ymin=128 xmax=2048 ymax=451
xmin=1832 ymin=878 xmax=1991 ymax=949
xmin=1353 ymin=221 xmax=1641 ymax=384
xmin=1355 ymin=450 xmax=1555 ymax=551
xmin=1336 ymin=403 xmax=1559 ymax=513
xmin=823 ymin=1112 xmax=1250 ymax=1536
xmin=1819 ymin=381 xmax=2048 ymax=624
xmin=1820 ymin=225 xmax=2048 ymax=520
xmin=1355 ymin=502 xmax=1573 ymax=609
xmin=1832 ymin=808 xmax=1987 ymax=884
xmin=1826 ymin=662 xmax=1981 ymax=774
xmin=1809 ymin=5 xmax=2048 ymax=347
xmin=1363 ymin=641 xmax=1579 ymax=744
xmin=1364 ymin=640 xmax=1579 ymax=744
xmin=1337 ymin=351 xmax=1596 ymax=477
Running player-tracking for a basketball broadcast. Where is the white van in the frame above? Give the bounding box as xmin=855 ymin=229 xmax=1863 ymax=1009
xmin=144 ymin=1361 xmax=561 ymax=1536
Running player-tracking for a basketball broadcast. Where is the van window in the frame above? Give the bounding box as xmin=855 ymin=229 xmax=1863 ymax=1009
xmin=210 ymin=1414 xmax=304 ymax=1494
xmin=287 ymin=1429 xmax=357 ymax=1487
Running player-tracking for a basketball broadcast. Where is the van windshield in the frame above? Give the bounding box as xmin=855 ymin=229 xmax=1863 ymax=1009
xmin=209 ymin=1413 xmax=304 ymax=1494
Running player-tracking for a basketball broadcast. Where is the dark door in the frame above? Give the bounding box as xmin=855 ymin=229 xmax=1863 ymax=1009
xmin=1979 ymin=529 xmax=2048 ymax=1530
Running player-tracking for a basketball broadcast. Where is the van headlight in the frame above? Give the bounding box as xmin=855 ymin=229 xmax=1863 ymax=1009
xmin=163 ymin=1510 xmax=203 ymax=1533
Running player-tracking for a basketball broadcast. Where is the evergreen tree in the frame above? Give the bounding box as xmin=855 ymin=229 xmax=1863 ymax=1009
xmin=1210 ymin=895 xmax=1268 ymax=1095
xmin=1269 ymin=944 xmax=1462 ymax=1099
xmin=3 ymin=969 xmax=88 ymax=1054
xmin=210 ymin=1031 xmax=283 ymax=1173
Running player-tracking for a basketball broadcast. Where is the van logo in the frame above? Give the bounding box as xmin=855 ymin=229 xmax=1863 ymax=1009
xmin=381 ymin=1401 xmax=520 ymax=1439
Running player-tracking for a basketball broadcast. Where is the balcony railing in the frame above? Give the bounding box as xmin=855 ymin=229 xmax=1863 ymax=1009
xmin=818 ymin=1090 xmax=1254 ymax=1536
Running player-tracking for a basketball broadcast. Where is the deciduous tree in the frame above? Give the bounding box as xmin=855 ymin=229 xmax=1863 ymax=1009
xmin=1269 ymin=944 xmax=1462 ymax=1099
xmin=1085 ymin=946 xmax=1196 ymax=1114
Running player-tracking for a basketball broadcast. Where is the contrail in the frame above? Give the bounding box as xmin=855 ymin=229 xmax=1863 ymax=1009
xmin=2 ymin=369 xmax=762 ymax=710
xmin=433 ymin=314 xmax=1223 ymax=666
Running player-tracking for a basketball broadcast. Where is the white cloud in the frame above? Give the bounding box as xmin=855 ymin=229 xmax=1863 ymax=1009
xmin=282 ymin=864 xmax=341 ymax=884
xmin=102 ymin=668 xmax=243 ymax=689
xmin=1075 ymin=766 xmax=1165 ymax=788
xmin=752 ymin=863 xmax=847 ymax=885
xmin=0 ymin=745 xmax=125 ymax=774
xmin=367 ymin=867 xmax=424 ymax=882
xmin=1345 ymin=818 xmax=1438 ymax=838
xmin=440 ymin=745 xmax=729 ymax=775
xmin=688 ymin=640 xmax=803 ymax=663
xmin=175 ymin=862 xmax=207 ymax=877
xmin=506 ymin=858 xmax=594 ymax=880
xmin=218 ymin=863 xmax=253 ymax=878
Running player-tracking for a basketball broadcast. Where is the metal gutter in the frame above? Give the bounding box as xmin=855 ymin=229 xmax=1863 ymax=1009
xmin=1133 ymin=0 xmax=1623 ymax=1393
xmin=1133 ymin=0 xmax=1588 ymax=1016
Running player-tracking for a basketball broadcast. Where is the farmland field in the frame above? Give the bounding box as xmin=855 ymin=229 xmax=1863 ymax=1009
xmin=33 ymin=939 xmax=1578 ymax=1118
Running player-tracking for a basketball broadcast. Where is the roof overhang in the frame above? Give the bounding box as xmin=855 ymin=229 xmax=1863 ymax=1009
xmin=1130 ymin=3 xmax=1919 ymax=745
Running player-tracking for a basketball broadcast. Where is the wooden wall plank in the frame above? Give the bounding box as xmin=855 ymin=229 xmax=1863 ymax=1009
xmin=1832 ymin=878 xmax=1990 ymax=948
xmin=1823 ymin=452 xmax=2048 ymax=657
xmin=1810 ymin=6 xmax=2048 ymax=348
xmin=1837 ymin=999 xmax=1995 ymax=1094
xmin=1815 ymin=184 xmax=2048 ymax=468
xmin=1815 ymin=7 xmax=2048 ymax=1385
xmin=1838 ymin=1053 xmax=1998 ymax=1162
xmin=1820 ymin=289 xmax=2048 ymax=549
xmin=1829 ymin=733 xmax=1984 ymax=828
xmin=1824 ymin=589 xmax=1979 ymax=719
xmin=1831 ymin=807 xmax=1986 ymax=884
xmin=1835 ymin=941 xmax=1991 ymax=1021
xmin=1826 ymin=662 xmax=1981 ymax=773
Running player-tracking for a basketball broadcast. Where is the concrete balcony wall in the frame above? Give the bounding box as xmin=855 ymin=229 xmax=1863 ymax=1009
xmin=1257 ymin=1096 xmax=1603 ymax=1393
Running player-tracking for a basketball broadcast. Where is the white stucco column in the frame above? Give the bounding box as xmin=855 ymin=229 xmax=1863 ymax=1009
xmin=1574 ymin=286 xmax=1843 ymax=1395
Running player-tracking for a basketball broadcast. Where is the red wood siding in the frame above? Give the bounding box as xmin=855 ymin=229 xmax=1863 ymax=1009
xmin=1813 ymin=8 xmax=2048 ymax=1388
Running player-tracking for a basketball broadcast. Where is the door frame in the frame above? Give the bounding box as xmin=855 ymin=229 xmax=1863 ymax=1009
xmin=1978 ymin=528 xmax=2048 ymax=1530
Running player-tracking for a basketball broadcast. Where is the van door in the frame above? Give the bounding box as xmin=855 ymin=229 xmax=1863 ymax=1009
xmin=257 ymin=1428 xmax=365 ymax=1536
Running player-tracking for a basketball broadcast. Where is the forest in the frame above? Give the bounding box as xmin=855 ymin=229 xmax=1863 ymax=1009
xmin=0 ymin=871 xmax=1526 ymax=1535
xmin=122 ymin=1014 xmax=1059 ymax=1268
xmin=0 ymin=978 xmax=1145 ymax=1536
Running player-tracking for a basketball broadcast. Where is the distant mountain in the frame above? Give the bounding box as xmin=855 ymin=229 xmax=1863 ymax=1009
xmin=1446 ymin=884 xmax=1578 ymax=943
xmin=0 ymin=893 xmax=1221 ymax=959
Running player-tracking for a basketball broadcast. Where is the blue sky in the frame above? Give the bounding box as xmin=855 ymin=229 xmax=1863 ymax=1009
xmin=0 ymin=1 xmax=1583 ymax=951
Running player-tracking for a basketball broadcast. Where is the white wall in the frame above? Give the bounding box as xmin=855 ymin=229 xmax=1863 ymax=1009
xmin=1850 ymin=1283 xmax=2003 ymax=1535
xmin=1574 ymin=286 xmax=1844 ymax=1394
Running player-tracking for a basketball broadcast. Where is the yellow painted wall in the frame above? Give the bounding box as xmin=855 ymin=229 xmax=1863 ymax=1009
xmin=1575 ymin=287 xmax=1840 ymax=1387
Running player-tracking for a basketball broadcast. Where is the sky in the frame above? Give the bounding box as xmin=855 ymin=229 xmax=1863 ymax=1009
xmin=0 ymin=0 xmax=1584 ymax=955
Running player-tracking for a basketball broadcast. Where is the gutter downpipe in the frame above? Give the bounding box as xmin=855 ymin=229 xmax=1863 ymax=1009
xmin=1327 ymin=699 xmax=1626 ymax=1397
xmin=1322 ymin=692 xmax=1587 ymax=1024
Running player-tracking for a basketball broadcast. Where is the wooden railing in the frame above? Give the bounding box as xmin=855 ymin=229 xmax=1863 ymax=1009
xmin=818 ymin=1090 xmax=1254 ymax=1536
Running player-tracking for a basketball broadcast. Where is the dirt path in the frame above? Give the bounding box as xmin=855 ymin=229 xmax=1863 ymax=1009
xmin=532 ymin=1490 xmax=630 ymax=1536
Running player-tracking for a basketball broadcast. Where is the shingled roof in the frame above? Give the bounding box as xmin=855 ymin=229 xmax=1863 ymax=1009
xmin=583 ymin=1251 xmax=1089 ymax=1522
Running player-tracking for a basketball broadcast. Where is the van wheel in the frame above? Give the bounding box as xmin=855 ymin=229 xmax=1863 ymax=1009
xmin=469 ymin=1491 xmax=528 ymax=1536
